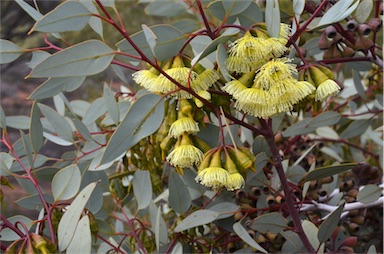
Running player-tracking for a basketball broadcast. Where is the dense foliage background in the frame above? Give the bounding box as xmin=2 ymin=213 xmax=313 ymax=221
xmin=0 ymin=0 xmax=382 ymax=253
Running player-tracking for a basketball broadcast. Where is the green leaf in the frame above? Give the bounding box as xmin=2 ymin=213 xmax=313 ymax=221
xmin=30 ymin=1 xmax=91 ymax=33
xmin=353 ymin=69 xmax=366 ymax=99
xmin=0 ymin=105 xmax=6 ymax=130
xmin=281 ymin=231 xmax=305 ymax=253
xmin=58 ymin=182 xmax=97 ymax=252
xmin=355 ymin=0 xmax=373 ymax=23
xmin=38 ymin=103 xmax=73 ymax=142
xmin=174 ymin=210 xmax=220 ymax=232
xmin=29 ymin=77 xmax=86 ymax=99
xmin=357 ymin=184 xmax=382 ymax=204
xmin=250 ymin=212 xmax=287 ymax=234
xmin=217 ymin=43 xmax=231 ymax=82
xmin=83 ymin=97 xmax=107 ymax=125
xmin=133 ymin=170 xmax=152 ymax=210
xmin=15 ymin=193 xmax=54 ymax=210
xmin=317 ymin=0 xmax=359 ymax=27
xmin=317 ymin=204 xmax=345 ymax=244
xmin=103 ymin=83 xmax=119 ymax=125
xmin=169 ymin=171 xmax=191 ymax=214
xmin=30 ymin=102 xmax=44 ymax=153
xmin=191 ymin=27 xmax=239 ymax=65
xmin=0 ymin=215 xmax=33 ymax=241
xmin=145 ymin=1 xmax=188 ymax=17
xmin=302 ymin=220 xmax=320 ymax=250
xmin=265 ymin=0 xmax=280 ymax=38
xmin=233 ymin=222 xmax=268 ymax=253
xmin=66 ymin=215 xmax=92 ymax=253
xmin=73 ymin=119 xmax=93 ymax=142
xmin=340 ymin=119 xmax=370 ymax=139
xmin=142 ymin=24 xmax=157 ymax=56
xmin=0 ymin=39 xmax=23 ymax=64
xmin=117 ymin=25 xmax=186 ymax=62
xmin=5 ymin=116 xmax=30 ymax=130
xmin=303 ymin=163 xmax=359 ymax=182
xmin=19 ymin=131 xmax=34 ymax=169
xmin=78 ymin=0 xmax=103 ymax=38
xmin=101 ymin=94 xmax=165 ymax=164
xmin=29 ymin=40 xmax=114 ymax=78
xmin=52 ymin=164 xmax=82 ymax=201
xmin=307 ymin=111 xmax=341 ymax=128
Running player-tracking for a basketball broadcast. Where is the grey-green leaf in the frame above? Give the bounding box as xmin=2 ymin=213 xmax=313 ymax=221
xmin=174 ymin=210 xmax=220 ymax=232
xmin=103 ymin=83 xmax=119 ymax=125
xmin=340 ymin=119 xmax=370 ymax=139
xmin=73 ymin=119 xmax=93 ymax=142
xmin=250 ymin=212 xmax=288 ymax=234
xmin=66 ymin=215 xmax=92 ymax=253
xmin=145 ymin=1 xmax=188 ymax=17
xmin=307 ymin=111 xmax=341 ymax=128
xmin=317 ymin=0 xmax=358 ymax=27
xmin=29 ymin=40 xmax=114 ymax=78
xmin=38 ymin=103 xmax=73 ymax=142
xmin=100 ymin=94 xmax=165 ymax=164
xmin=303 ymin=163 xmax=359 ymax=182
xmin=0 ymin=39 xmax=23 ymax=64
xmin=58 ymin=182 xmax=97 ymax=252
xmin=0 ymin=105 xmax=6 ymax=130
xmin=117 ymin=25 xmax=186 ymax=62
xmin=6 ymin=116 xmax=30 ymax=130
xmin=142 ymin=24 xmax=157 ymax=56
xmin=169 ymin=171 xmax=191 ymax=214
xmin=0 ymin=215 xmax=33 ymax=241
xmin=30 ymin=1 xmax=91 ymax=33
xmin=233 ymin=222 xmax=268 ymax=253
xmin=29 ymin=77 xmax=86 ymax=99
xmin=357 ymin=184 xmax=382 ymax=204
xmin=52 ymin=164 xmax=82 ymax=201
xmin=30 ymin=102 xmax=44 ymax=153
xmin=317 ymin=204 xmax=345 ymax=244
xmin=133 ymin=170 xmax=152 ymax=210
xmin=265 ymin=0 xmax=280 ymax=38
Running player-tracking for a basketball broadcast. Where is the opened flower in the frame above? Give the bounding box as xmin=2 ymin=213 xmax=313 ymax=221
xmin=166 ymin=134 xmax=203 ymax=168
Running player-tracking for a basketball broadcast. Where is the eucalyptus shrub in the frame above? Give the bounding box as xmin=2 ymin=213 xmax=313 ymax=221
xmin=0 ymin=0 xmax=383 ymax=253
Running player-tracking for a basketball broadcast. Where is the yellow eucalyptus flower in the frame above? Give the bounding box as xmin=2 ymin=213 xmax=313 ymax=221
xmin=315 ymin=79 xmax=341 ymax=101
xmin=132 ymin=69 xmax=159 ymax=92
xmin=195 ymin=167 xmax=229 ymax=189
xmin=194 ymin=90 xmax=211 ymax=108
xmin=225 ymin=172 xmax=245 ymax=191
xmin=166 ymin=144 xmax=203 ymax=168
xmin=222 ymin=80 xmax=248 ymax=99
xmin=169 ymin=117 xmax=199 ymax=138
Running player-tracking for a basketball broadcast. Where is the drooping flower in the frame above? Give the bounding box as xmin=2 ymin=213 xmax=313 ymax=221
xmin=132 ymin=69 xmax=159 ymax=92
xmin=194 ymin=90 xmax=211 ymax=108
xmin=166 ymin=134 xmax=203 ymax=168
xmin=169 ymin=116 xmax=199 ymax=138
xmin=315 ymin=79 xmax=341 ymax=101
xmin=225 ymin=172 xmax=245 ymax=191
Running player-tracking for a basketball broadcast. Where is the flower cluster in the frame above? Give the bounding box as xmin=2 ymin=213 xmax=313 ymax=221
xmin=133 ymin=56 xmax=219 ymax=99
xmin=195 ymin=146 xmax=255 ymax=191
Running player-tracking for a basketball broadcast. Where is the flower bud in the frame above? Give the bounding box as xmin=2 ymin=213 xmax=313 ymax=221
xmin=197 ymin=149 xmax=215 ymax=172
xmin=0 ymin=176 xmax=14 ymax=189
xmin=309 ymin=66 xmax=330 ymax=86
xmin=179 ymin=98 xmax=193 ymax=116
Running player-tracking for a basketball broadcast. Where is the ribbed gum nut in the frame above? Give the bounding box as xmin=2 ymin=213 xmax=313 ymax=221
xmin=224 ymin=153 xmax=238 ymax=174
xmin=30 ymin=233 xmax=47 ymax=251
xmin=193 ymin=63 xmax=205 ymax=74
xmin=318 ymin=32 xmax=329 ymax=50
xmin=368 ymin=18 xmax=383 ymax=32
xmin=309 ymin=66 xmax=330 ymax=86
xmin=239 ymin=70 xmax=257 ymax=88
xmin=346 ymin=19 xmax=358 ymax=31
xmin=179 ymin=98 xmax=193 ymax=116
xmin=360 ymin=35 xmax=374 ymax=49
xmin=325 ymin=26 xmax=338 ymax=38
xmin=209 ymin=149 xmax=223 ymax=168
xmin=316 ymin=64 xmax=335 ymax=79
xmin=340 ymin=45 xmax=355 ymax=57
xmin=357 ymin=24 xmax=371 ymax=36
xmin=197 ymin=149 xmax=215 ymax=172
xmin=171 ymin=55 xmax=185 ymax=68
